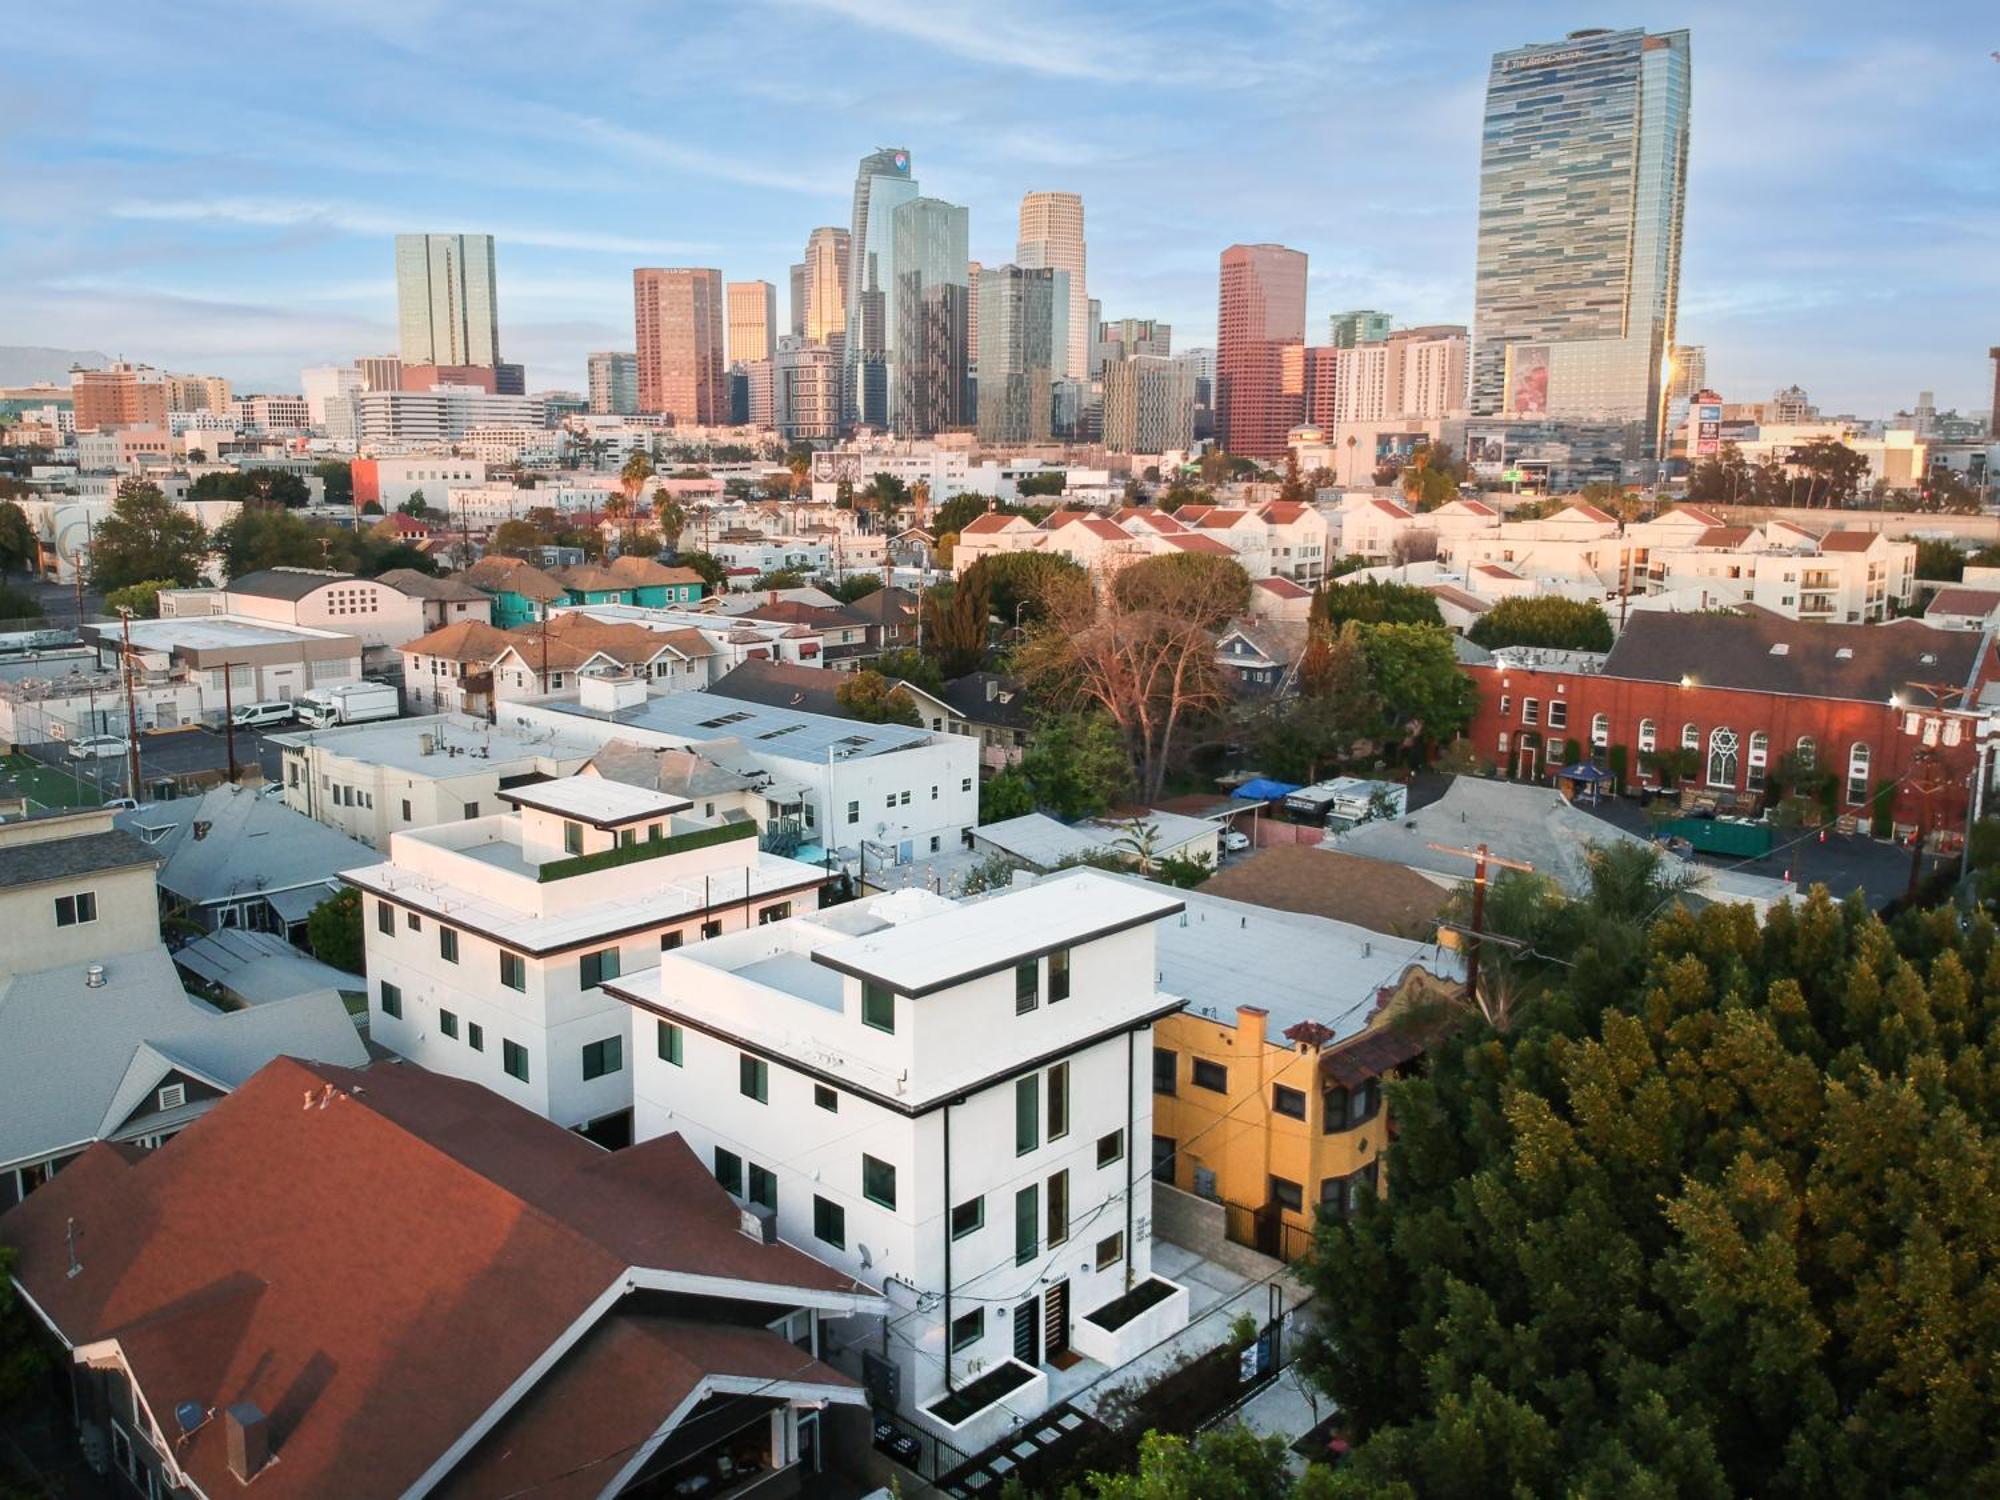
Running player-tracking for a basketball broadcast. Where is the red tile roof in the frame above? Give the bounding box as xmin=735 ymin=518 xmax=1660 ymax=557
xmin=1669 ymin=505 xmax=1724 ymax=526
xmin=961 ymin=511 xmax=1024 ymax=534
xmin=1370 ymin=498 xmax=1413 ymax=518
xmin=1254 ymin=576 xmax=1312 ymax=598
xmin=1556 ymin=503 xmax=1617 ymax=524
xmin=1819 ymin=530 xmax=1879 ymax=552
xmin=1695 ymin=526 xmax=1755 ymax=548
xmin=1259 ymin=501 xmax=1309 ymax=524
xmin=401 ymin=618 xmax=518 ymax=663
xmin=1424 ymin=583 xmax=1492 ymax=613
xmin=1925 ymin=587 xmax=2000 ymax=618
xmin=1164 ymin=533 xmax=1236 ymax=556
xmin=0 ymin=1058 xmax=866 ymax=1500
xmin=1197 ymin=508 xmax=1253 ymax=529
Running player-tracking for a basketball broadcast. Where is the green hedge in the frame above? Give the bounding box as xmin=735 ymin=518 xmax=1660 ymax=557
xmin=538 ymin=819 xmax=756 ymax=882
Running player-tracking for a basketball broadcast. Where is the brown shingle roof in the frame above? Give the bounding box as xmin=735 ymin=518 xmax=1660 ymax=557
xmin=400 ymin=618 xmax=518 ymax=663
xmin=1818 ymin=530 xmax=1880 ymax=552
xmin=1600 ymin=610 xmax=1989 ymax=704
xmin=1925 ymin=587 xmax=2000 ymax=618
xmin=1197 ymin=845 xmax=1451 ymax=939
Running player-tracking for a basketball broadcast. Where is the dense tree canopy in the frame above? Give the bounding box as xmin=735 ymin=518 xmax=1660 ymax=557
xmin=0 ymin=499 xmax=34 ymax=576
xmin=674 ymin=550 xmax=726 ymax=591
xmin=1357 ymin=623 xmax=1475 ymax=749
xmin=1466 ymin=596 xmax=1615 ymax=652
xmin=981 ymin=711 xmax=1133 ymax=822
xmin=1302 ymin=888 xmax=2000 ymax=1499
xmin=90 ymin=482 xmax=208 ymax=589
xmin=962 ymin=551 xmax=1087 ymax=632
xmin=306 ymin=887 xmax=364 ymax=973
xmin=1111 ymin=551 xmax=1251 ymax=629
xmin=833 ymin=670 xmax=921 ymax=726
xmin=188 ymin=468 xmax=312 ymax=507
xmin=104 ymin=579 xmax=174 ymax=618
xmin=1311 ymin=579 xmax=1443 ymax=631
xmin=212 ymin=506 xmax=438 ymax=580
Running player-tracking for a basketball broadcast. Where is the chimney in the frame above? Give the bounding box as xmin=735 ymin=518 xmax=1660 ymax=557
xmin=225 ymin=1402 xmax=268 ymax=1482
xmin=1236 ymin=1004 xmax=1268 ymax=1051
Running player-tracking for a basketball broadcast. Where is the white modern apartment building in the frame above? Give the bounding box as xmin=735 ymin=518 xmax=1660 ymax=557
xmin=355 ymin=389 xmax=545 ymax=450
xmin=603 ymin=872 xmax=1191 ymax=1450
xmin=345 ymin=774 xmax=828 ymax=1145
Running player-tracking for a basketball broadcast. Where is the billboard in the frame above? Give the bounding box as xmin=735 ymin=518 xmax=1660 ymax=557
xmin=1695 ymin=402 xmax=1722 ymax=458
xmin=1507 ymin=344 xmax=1550 ymax=416
xmin=1466 ymin=433 xmax=1506 ymax=468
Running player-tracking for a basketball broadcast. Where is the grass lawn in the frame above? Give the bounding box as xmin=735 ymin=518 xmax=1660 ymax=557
xmin=1 ymin=752 xmax=102 ymax=810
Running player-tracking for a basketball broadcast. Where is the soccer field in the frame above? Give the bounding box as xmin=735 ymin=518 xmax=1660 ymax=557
xmin=0 ymin=752 xmax=104 ymax=811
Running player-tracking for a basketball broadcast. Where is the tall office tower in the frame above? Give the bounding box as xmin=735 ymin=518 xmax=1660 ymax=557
xmin=789 ymin=263 xmax=807 ymax=338
xmin=890 ymin=197 xmax=970 ymax=437
xmin=1471 ymin=27 xmax=1691 ymax=458
xmin=1303 ymin=325 xmax=1468 ymax=428
xmin=164 ymin=373 xmax=231 ymax=412
xmin=1176 ymin=349 xmax=1215 ymax=441
xmin=802 ymin=226 xmax=850 ymax=348
xmin=1016 ymin=191 xmax=1087 ymax=381
xmin=1102 ymin=355 xmax=1195 ymax=454
xmin=632 ymin=268 xmax=726 ymax=424
xmin=1667 ymin=344 xmax=1706 ymax=402
xmin=773 ymin=337 xmax=840 ymax=441
xmin=1327 ymin=310 xmax=1393 ymax=348
xmin=1101 ymin=318 xmax=1172 ymax=363
xmin=1766 ymin=385 xmax=1813 ymax=423
xmin=586 ymin=351 xmax=639 ymax=416
xmin=966 ymin=262 xmax=982 ymax=366
xmin=844 ymin=148 xmax=918 ymax=429
xmin=1216 ymin=244 xmax=1308 ymax=460
xmin=69 ymin=362 xmax=168 ymax=431
xmin=727 ymin=280 xmax=777 ymax=365
xmin=394 ymin=233 xmax=501 ymax=367
xmin=977 ymin=265 xmax=1059 ymax=444
xmin=356 ymin=355 xmax=403 ymax=393
xmin=300 ymin=365 xmax=363 ymax=426
xmin=744 ymin=359 xmax=776 ymax=429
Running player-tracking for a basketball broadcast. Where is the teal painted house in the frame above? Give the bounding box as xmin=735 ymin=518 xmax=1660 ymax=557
xmin=462 ymin=556 xmax=567 ymax=628
xmin=551 ymin=557 xmax=708 ymax=609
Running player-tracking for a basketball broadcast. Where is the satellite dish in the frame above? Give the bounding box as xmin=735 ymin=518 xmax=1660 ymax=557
xmin=174 ymin=1401 xmax=205 ymax=1435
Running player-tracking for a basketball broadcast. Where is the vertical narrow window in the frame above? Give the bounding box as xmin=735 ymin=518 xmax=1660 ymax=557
xmin=563 ymin=820 xmax=583 ymax=854
xmin=1047 ymin=1062 xmax=1069 ymax=1141
xmin=862 ymin=982 xmax=895 ymax=1033
xmin=740 ymin=1053 xmax=768 ymax=1103
xmin=1046 ymin=1169 xmax=1069 ymax=1247
xmin=1049 ymin=947 xmax=1071 ymax=1002
xmin=1015 ymin=960 xmax=1038 ymax=1014
xmin=1016 ymin=1074 xmax=1039 ymax=1155
xmin=438 ymin=926 xmax=459 ymax=963
xmin=657 ymin=1021 xmax=683 ymax=1065
xmin=1015 ymin=1184 xmax=1039 ymax=1265
xmin=502 ymin=1039 xmax=529 ymax=1082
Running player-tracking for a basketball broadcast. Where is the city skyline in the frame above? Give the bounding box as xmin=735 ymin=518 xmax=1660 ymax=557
xmin=0 ymin=1 xmax=1990 ymax=414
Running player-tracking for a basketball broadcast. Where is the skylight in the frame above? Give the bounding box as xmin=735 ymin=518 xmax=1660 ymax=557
xmin=1835 ymin=648 xmax=1854 ymax=660
xmin=1769 ymin=643 xmax=1789 ymax=656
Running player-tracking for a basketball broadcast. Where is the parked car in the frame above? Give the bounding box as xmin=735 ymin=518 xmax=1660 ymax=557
xmin=1221 ymin=830 xmax=1251 ymax=852
xmin=231 ymin=700 xmax=296 ymax=729
xmin=66 ymin=735 xmax=130 ymax=762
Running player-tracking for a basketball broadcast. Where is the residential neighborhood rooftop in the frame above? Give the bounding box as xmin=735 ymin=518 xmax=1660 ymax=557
xmin=499 ymin=774 xmax=692 ymax=827
xmin=269 ymin=711 xmax=598 ymax=776
xmin=538 ymin=686 xmax=938 ymax=760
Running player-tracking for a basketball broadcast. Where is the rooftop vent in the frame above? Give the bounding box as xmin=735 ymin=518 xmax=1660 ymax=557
xmin=739 ymin=1203 xmax=777 ymax=1245
xmin=84 ymin=963 xmax=106 ymax=989
xmin=225 ymin=1402 xmax=269 ymax=1483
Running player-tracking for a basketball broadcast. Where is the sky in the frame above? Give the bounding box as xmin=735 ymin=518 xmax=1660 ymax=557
xmin=1 ymin=1 xmax=1993 ymax=416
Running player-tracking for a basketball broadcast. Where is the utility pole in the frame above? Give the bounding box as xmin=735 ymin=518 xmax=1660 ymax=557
xmin=1426 ymin=841 xmax=1534 ymax=1011
xmin=1895 ymin=679 xmax=1975 ymax=900
xmin=221 ymin=662 xmax=239 ymax=784
xmin=117 ymin=607 xmax=141 ymax=801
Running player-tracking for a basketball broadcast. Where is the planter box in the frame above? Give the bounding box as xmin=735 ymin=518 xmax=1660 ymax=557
xmin=1071 ymin=1276 xmax=1191 ymax=1368
xmin=916 ymin=1359 xmax=1047 ymax=1455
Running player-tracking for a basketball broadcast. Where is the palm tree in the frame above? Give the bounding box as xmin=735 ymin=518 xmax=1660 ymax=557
xmin=620 ymin=451 xmax=655 ymax=506
xmin=1111 ymin=819 xmax=1161 ymax=877
xmin=652 ymin=492 xmax=687 ymax=547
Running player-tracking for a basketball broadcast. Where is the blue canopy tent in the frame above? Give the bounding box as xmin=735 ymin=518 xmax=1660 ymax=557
xmin=1556 ymin=761 xmax=1613 ymax=806
xmin=1231 ymin=777 xmax=1301 ymax=802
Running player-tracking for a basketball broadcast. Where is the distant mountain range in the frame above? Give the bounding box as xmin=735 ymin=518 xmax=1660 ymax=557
xmin=0 ymin=346 xmax=109 ymax=386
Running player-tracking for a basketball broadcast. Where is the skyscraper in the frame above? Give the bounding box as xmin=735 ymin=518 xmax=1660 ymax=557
xmin=1216 ymin=244 xmax=1307 ymax=460
xmin=977 ymin=265 xmax=1059 ymax=445
xmin=727 ymin=280 xmax=777 ymax=365
xmin=844 ymin=148 xmax=918 ymax=430
xmin=1016 ymin=192 xmax=1087 ymax=381
xmin=891 ymin=197 xmax=970 ymax=437
xmin=1327 ymin=310 xmax=1393 ymax=348
xmin=1102 ymin=356 xmax=1195 ymax=454
xmin=789 ymin=263 xmax=807 ymax=338
xmin=632 ymin=269 xmax=725 ymax=424
xmin=394 ymin=234 xmax=501 ymax=368
xmin=1471 ymin=27 xmax=1691 ymax=458
xmin=802 ymin=226 xmax=850 ymax=348
xmin=774 ymin=337 xmax=840 ymax=441
xmin=1668 ymin=344 xmax=1706 ymax=402
xmin=586 ymin=351 xmax=639 ymax=416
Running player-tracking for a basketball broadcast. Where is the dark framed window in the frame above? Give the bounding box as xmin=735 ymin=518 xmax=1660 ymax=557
xmin=1319 ymin=1161 xmax=1380 ymax=1219
xmin=1015 ymin=1184 xmax=1039 ymax=1265
xmin=439 ymin=1008 xmax=458 ymax=1039
xmin=1015 ymin=960 xmax=1039 ymax=1013
xmin=582 ymin=1036 xmax=622 ymax=1080
xmin=579 ymin=947 xmax=621 ymax=988
xmin=862 ymin=981 xmax=895 ymax=1033
xmin=563 ymin=820 xmax=583 ymax=854
xmin=661 ymin=930 xmax=684 ymax=951
xmin=502 ymin=1039 xmax=529 ymax=1082
xmin=1047 ymin=1062 xmax=1069 ymax=1141
xmin=1153 ymin=1047 xmax=1177 ymax=1095
xmin=379 ymin=981 xmax=401 ymax=1018
xmin=1191 ymin=1059 xmax=1228 ymax=1093
xmin=499 ymin=951 xmax=526 ymax=991
xmin=1096 ymin=1129 xmax=1124 ymax=1168
xmin=1049 ymin=947 xmax=1071 ymax=1002
xmin=1016 ymin=1075 xmax=1039 ymax=1155
xmin=377 ymin=900 xmax=394 ymax=935
xmin=813 ymin=1194 xmax=845 ymax=1248
xmin=1326 ymin=1079 xmax=1381 ymax=1130
xmin=1046 ymin=1169 xmax=1069 ymax=1247
xmin=1273 ymin=1084 xmax=1306 ymax=1120
xmin=747 ymin=1163 xmax=776 ymax=1211
xmin=467 ymin=1022 xmax=484 ymax=1051
xmin=814 ymin=1083 xmax=838 ymax=1112
xmin=701 ymin=920 xmax=723 ymax=939
xmin=862 ymin=1154 xmax=896 ymax=1209
xmin=1270 ymin=1175 xmax=1304 ymax=1213
xmin=657 ymin=1021 xmax=683 ymax=1064
xmin=950 ymin=1308 xmax=984 ymax=1353
xmin=439 ymin=926 xmax=458 ymax=963
xmin=951 ymin=1196 xmax=984 ymax=1239
xmin=462 ymin=801 xmax=478 ymax=819
xmin=1094 ymin=1232 xmax=1123 ymax=1271
xmin=758 ymin=901 xmax=792 ymax=924
xmin=740 ymin=1054 xmax=768 ymax=1103
xmin=406 ymin=910 xmax=421 ymax=931
xmin=714 ymin=1147 xmax=743 ymax=1195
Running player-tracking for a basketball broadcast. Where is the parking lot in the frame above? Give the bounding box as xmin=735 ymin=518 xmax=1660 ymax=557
xmin=13 ymin=724 xmax=292 ymax=803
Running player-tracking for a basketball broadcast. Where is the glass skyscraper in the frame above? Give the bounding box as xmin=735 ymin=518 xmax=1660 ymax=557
xmin=843 ymin=148 xmax=918 ymax=431
xmin=1471 ymin=28 xmax=1690 ymax=459
xmin=394 ymin=234 xmax=500 ymax=368
xmin=977 ymin=266 xmax=1059 ymax=445
xmin=891 ymin=197 xmax=969 ymax=437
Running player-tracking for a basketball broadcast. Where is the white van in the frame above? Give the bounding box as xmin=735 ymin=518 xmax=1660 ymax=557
xmin=231 ymin=700 xmax=296 ymax=729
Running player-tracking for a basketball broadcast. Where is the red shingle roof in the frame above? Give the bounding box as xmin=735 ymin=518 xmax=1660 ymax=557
xmin=1370 ymin=498 xmax=1413 ymax=518
xmin=1164 ymin=533 xmax=1236 ymax=556
xmin=961 ymin=511 xmax=1024 ymax=534
xmin=1925 ymin=587 xmax=2000 ymax=618
xmin=1695 ymin=526 xmax=1755 ymax=548
xmin=1819 ymin=530 xmax=1880 ymax=552
xmin=1254 ymin=576 xmax=1312 ymax=598
xmin=1260 ymin=501 xmax=1308 ymax=524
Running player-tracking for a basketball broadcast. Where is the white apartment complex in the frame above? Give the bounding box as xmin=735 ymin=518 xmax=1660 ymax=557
xmin=951 ymin=502 xmax=1329 ymax=585
xmin=346 ymin=774 xmax=829 ymax=1145
xmin=604 ymin=872 xmax=1191 ymax=1450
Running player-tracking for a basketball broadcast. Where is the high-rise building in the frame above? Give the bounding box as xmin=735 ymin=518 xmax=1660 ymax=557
xmin=1989 ymin=348 xmax=2000 ymax=439
xmin=1327 ymin=310 xmax=1393 ymax=348
xmin=300 ymin=366 xmax=363 ymax=426
xmin=356 ymin=355 xmax=403 ymax=393
xmin=891 ymin=197 xmax=969 ymax=437
xmin=394 ymin=233 xmax=501 ymax=368
xmin=774 ymin=337 xmax=840 ymax=441
xmin=788 ymin=262 xmax=806 ymax=338
xmin=1102 ymin=355 xmax=1195 ymax=454
xmin=1471 ymin=28 xmax=1691 ymax=459
xmin=70 ymin=362 xmax=168 ymax=432
xmin=727 ymin=280 xmax=777 ymax=365
xmin=633 ymin=268 xmax=726 ymax=424
xmin=1766 ymin=385 xmax=1814 ymax=424
xmin=1101 ymin=318 xmax=1172 ymax=363
xmin=844 ymin=148 xmax=918 ymax=430
xmin=1300 ymin=326 xmax=1467 ymax=428
xmin=164 ymin=373 xmax=231 ymax=413
xmin=586 ymin=351 xmax=639 ymax=416
xmin=1016 ymin=191 xmax=1087 ymax=381
xmin=1668 ymin=344 xmax=1706 ymax=402
xmin=744 ymin=359 xmax=776 ymax=429
xmin=966 ymin=261 xmax=982 ymax=368
xmin=802 ymin=227 xmax=850 ymax=349
xmin=1216 ymin=243 xmax=1308 ymax=460
xmin=977 ymin=265 xmax=1059 ymax=445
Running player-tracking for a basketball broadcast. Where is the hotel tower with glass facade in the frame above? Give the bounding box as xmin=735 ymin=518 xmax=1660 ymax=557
xmin=890 ymin=197 xmax=970 ymax=438
xmin=1471 ymin=27 xmax=1691 ymax=460
xmin=394 ymin=234 xmax=500 ymax=368
xmin=844 ymin=148 xmax=918 ymax=431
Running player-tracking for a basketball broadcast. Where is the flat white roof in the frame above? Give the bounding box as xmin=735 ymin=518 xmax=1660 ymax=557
xmin=119 ymin=615 xmax=354 ymax=651
xmin=498 ymin=776 xmax=691 ymax=827
xmin=269 ymin=714 xmax=599 ymax=775
xmin=813 ymin=870 xmax=1184 ymax=997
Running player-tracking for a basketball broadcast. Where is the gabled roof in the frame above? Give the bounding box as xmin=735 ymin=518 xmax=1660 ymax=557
xmin=0 ymin=824 xmax=156 ymax=891
xmin=376 ymin=567 xmax=488 ymax=603
xmin=1370 ymin=498 xmax=1413 ymax=518
xmin=585 ymin=738 xmax=762 ymax=799
xmin=119 ymin=786 xmax=375 ymax=907
xmin=225 ymin=567 xmax=356 ymax=602
xmin=400 ymin=618 xmax=516 ymax=663
xmin=1694 ymin=526 xmax=1755 ymax=548
xmin=707 ymin=659 xmax=854 ymax=718
xmin=1474 ymin=562 xmax=1524 ymax=580
xmin=1600 ymin=610 xmax=1989 ymax=704
xmin=1172 ymin=503 xmax=1216 ymax=524
xmin=1259 ymin=501 xmax=1309 ymax=524
xmin=1818 ymin=529 xmax=1881 ymax=552
xmin=1555 ymin=502 xmax=1617 ymax=524
xmin=1424 ymin=583 xmax=1492 ymax=613
xmin=1196 ymin=508 xmax=1253 ymax=530
xmin=464 ymin=555 xmax=567 ymax=600
xmin=961 ymin=511 xmax=1031 ymax=535
xmin=550 ymin=563 xmax=633 ymax=593
xmin=1199 ymin=845 xmax=1451 ymax=938
xmin=0 ymin=1057 xmax=869 ymax=1500
xmin=1254 ymin=576 xmax=1312 ymax=599
xmin=606 ymin=554 xmax=706 ymax=587
xmin=939 ymin=672 xmax=1033 ymax=729
xmin=1163 ymin=533 xmax=1236 ymax=556
xmin=1663 ymin=504 xmax=1724 ymax=526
